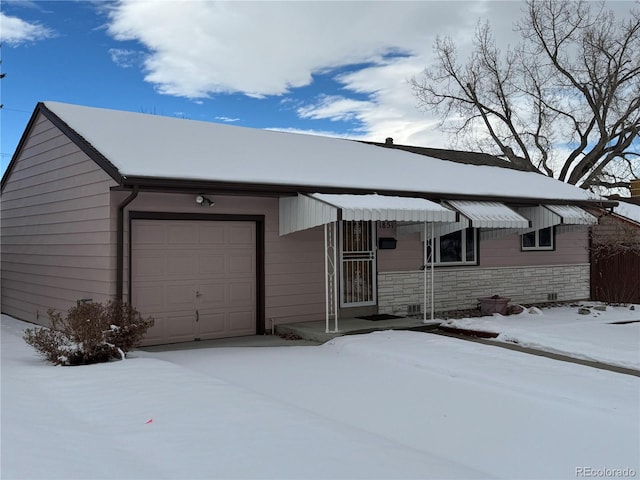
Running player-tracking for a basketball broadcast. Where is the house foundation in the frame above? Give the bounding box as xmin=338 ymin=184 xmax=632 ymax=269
xmin=378 ymin=264 xmax=591 ymax=315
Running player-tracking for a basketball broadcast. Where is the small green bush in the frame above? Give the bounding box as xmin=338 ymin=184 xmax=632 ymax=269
xmin=23 ymin=300 xmax=154 ymax=366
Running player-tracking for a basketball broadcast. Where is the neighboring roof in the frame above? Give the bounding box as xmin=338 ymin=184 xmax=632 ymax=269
xmin=613 ymin=200 xmax=640 ymax=225
xmin=362 ymin=141 xmax=530 ymax=171
xmin=2 ymin=102 xmax=611 ymax=206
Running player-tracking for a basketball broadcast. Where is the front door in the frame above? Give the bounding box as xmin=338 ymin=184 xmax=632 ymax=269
xmin=340 ymin=221 xmax=377 ymax=307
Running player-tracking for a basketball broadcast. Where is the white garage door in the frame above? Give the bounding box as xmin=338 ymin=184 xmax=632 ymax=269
xmin=132 ymin=219 xmax=256 ymax=345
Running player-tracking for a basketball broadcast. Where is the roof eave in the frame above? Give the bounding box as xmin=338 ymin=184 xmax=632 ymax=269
xmin=119 ymin=175 xmax=618 ymax=208
xmin=3 ymin=103 xmax=124 ymax=190
xmin=38 ymin=103 xmax=123 ymax=185
xmin=3 ymin=103 xmax=126 ymax=191
xmin=1 ymin=105 xmax=42 ymax=191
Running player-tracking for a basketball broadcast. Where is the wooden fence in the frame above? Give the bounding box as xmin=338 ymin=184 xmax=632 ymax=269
xmin=590 ymin=248 xmax=640 ymax=304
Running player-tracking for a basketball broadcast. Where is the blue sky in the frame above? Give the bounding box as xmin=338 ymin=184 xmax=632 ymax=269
xmin=1 ymin=1 xmax=636 ymax=180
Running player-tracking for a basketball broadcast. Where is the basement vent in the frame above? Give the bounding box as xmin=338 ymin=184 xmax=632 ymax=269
xmin=547 ymin=293 xmax=558 ymax=301
xmin=407 ymin=304 xmax=422 ymax=315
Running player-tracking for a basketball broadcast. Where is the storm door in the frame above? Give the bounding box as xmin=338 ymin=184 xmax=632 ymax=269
xmin=340 ymin=221 xmax=377 ymax=307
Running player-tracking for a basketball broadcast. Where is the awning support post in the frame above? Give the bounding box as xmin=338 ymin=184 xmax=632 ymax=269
xmin=324 ymin=222 xmax=339 ymax=333
xmin=431 ymin=221 xmax=435 ymax=322
xmin=423 ymin=221 xmax=427 ymax=323
xmin=422 ymin=221 xmax=436 ymax=323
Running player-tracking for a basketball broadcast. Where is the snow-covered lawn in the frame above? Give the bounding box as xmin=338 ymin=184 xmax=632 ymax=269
xmin=2 ymin=311 xmax=639 ymax=480
xmin=441 ymin=303 xmax=640 ymax=370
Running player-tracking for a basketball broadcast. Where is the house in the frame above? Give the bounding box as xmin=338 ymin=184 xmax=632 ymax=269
xmin=1 ymin=102 xmax=615 ymax=345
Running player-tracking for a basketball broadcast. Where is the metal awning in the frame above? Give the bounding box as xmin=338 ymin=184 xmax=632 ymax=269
xmin=509 ymin=204 xmax=597 ymax=236
xmin=514 ymin=204 xmax=597 ymax=234
xmin=279 ymin=193 xmax=457 ymax=235
xmin=446 ymin=200 xmax=530 ymax=229
xmin=544 ymin=205 xmax=597 ymax=225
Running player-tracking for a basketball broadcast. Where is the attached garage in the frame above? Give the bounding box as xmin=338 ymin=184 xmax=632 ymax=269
xmin=131 ymin=214 xmax=260 ymax=345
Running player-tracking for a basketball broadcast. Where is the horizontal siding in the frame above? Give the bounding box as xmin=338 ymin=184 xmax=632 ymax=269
xmin=2 ymin=231 xmax=111 ymax=246
xmin=2 ymin=252 xmax=112 ymax=269
xmin=267 ymin=282 xmax=324 ymax=297
xmin=378 ymin=232 xmax=425 ymax=272
xmin=2 ymin=181 xmax=113 ymax=209
xmin=591 ymin=214 xmax=640 ymax=246
xmin=3 ymin=265 xmax=111 ymax=296
xmin=480 ymin=228 xmax=589 ymax=267
xmin=1 ymin=219 xmax=111 ymax=237
xmin=1 ymin=202 xmax=115 ymax=228
xmin=1 ymin=113 xmax=118 ymax=325
xmin=117 ymin=192 xmax=327 ymax=328
xmin=379 ymin=227 xmax=590 ymax=272
xmin=1 ymin=260 xmax=114 ymax=282
xmin=4 ymin=145 xmax=95 ymax=187
xmin=1 ymin=279 xmax=104 ymax=316
xmin=1 ymin=243 xmax=113 ymax=257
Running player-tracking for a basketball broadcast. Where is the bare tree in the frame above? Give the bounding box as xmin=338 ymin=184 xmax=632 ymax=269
xmin=411 ymin=0 xmax=639 ymax=193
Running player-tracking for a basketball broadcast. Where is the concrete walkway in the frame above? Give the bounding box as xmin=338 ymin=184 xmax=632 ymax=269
xmin=275 ymin=316 xmax=440 ymax=343
xmin=432 ymin=328 xmax=640 ymax=377
xmin=276 ymin=317 xmax=640 ymax=377
xmin=139 ymin=334 xmax=320 ymax=352
xmin=140 ymin=317 xmax=639 ymax=378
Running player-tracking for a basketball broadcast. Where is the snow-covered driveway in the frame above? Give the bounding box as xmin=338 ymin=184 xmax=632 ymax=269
xmin=149 ymin=330 xmax=639 ymax=479
xmin=2 ymin=314 xmax=639 ymax=479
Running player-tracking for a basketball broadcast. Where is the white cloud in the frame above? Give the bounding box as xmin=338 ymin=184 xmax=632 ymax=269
xmin=215 ymin=116 xmax=239 ymax=123
xmin=108 ymin=48 xmax=145 ymax=68
xmin=105 ymin=1 xmax=476 ymax=99
xmin=103 ymin=0 xmax=524 ymax=146
xmin=0 ymin=12 xmax=54 ymax=45
xmin=296 ymin=56 xmax=449 ymax=146
xmin=265 ymin=126 xmax=354 ymax=139
xmin=297 ymin=95 xmax=373 ymax=122
xmin=106 ymin=0 xmax=630 ymax=151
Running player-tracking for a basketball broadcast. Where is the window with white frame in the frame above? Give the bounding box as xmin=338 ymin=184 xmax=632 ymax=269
xmin=521 ymin=226 xmax=554 ymax=251
xmin=426 ymin=227 xmax=477 ymax=265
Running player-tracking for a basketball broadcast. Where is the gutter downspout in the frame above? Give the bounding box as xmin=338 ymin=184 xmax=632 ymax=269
xmin=116 ymin=186 xmax=139 ymax=301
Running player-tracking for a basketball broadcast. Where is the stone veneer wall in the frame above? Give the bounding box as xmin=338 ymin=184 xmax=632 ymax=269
xmin=378 ymin=264 xmax=590 ymax=315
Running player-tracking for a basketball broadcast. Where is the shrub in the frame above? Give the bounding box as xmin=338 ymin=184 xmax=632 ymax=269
xmin=23 ymin=300 xmax=154 ymax=366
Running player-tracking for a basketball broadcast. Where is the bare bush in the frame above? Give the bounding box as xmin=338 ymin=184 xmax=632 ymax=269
xmin=23 ymin=301 xmax=154 ymax=366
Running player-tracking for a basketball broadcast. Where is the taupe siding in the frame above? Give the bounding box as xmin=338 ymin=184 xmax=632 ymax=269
xmin=117 ymin=192 xmax=326 ymax=328
xmin=591 ymin=212 xmax=640 ymax=246
xmin=1 ymin=114 xmax=118 ymax=324
xmin=377 ymin=233 xmax=425 ymax=272
xmin=378 ymin=227 xmax=589 ymax=272
xmin=479 ymin=228 xmax=589 ymax=267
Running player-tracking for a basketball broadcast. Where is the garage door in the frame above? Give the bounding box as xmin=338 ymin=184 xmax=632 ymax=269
xmin=132 ymin=219 xmax=256 ymax=345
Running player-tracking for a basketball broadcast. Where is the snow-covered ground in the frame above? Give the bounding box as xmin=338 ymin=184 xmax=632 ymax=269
xmin=442 ymin=303 xmax=640 ymax=370
xmin=2 ymin=310 xmax=639 ymax=480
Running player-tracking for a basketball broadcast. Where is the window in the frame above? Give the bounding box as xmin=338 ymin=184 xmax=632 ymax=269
xmin=521 ymin=227 xmax=554 ymax=251
xmin=427 ymin=228 xmax=477 ymax=265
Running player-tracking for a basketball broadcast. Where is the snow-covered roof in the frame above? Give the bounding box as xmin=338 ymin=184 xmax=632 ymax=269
xmin=42 ymin=101 xmax=604 ymax=203
xmin=613 ymin=201 xmax=640 ymax=225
